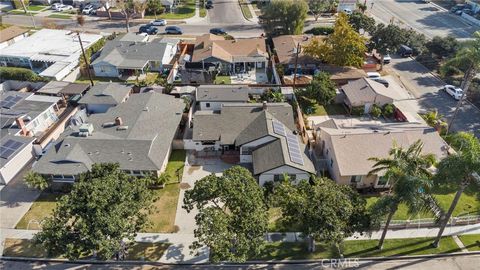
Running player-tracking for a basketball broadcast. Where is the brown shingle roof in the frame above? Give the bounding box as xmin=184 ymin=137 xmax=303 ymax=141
xmin=272 ymin=35 xmax=325 ymax=65
xmin=0 ymin=26 xmax=28 ymax=43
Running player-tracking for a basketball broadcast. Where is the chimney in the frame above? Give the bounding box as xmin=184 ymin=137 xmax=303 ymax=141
xmin=16 ymin=117 xmax=30 ymax=137
xmin=115 ymin=117 xmax=123 ymax=126
xmin=262 ymin=101 xmax=267 ymax=110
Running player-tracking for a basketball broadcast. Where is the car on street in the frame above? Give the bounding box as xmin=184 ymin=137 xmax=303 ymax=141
xmin=139 ymin=25 xmax=158 ymax=35
xmin=383 ymin=54 xmax=392 ymax=64
xmin=82 ymin=5 xmax=97 ymax=15
xmin=209 ymin=28 xmax=227 ymax=35
xmin=150 ymin=19 xmax=167 ymax=26
xmin=443 ymin=85 xmax=464 ymax=100
xmin=450 ymin=4 xmax=466 ymax=14
xmin=398 ymin=44 xmax=413 ymax=57
xmin=206 ymin=0 xmax=213 ymax=9
xmin=51 ymin=3 xmax=62 ymax=10
xmin=367 ymin=72 xmax=381 ymax=79
xmin=165 ymin=26 xmax=183 ymax=35
xmin=55 ymin=4 xmax=74 ymax=12
xmin=342 ymin=8 xmax=352 ymax=15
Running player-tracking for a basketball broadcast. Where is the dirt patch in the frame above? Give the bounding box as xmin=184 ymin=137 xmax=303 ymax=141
xmin=187 ymin=165 xmax=201 ymax=174
xmin=179 ymin=183 xmax=191 ymax=190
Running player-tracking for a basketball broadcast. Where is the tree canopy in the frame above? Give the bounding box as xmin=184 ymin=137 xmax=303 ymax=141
xmin=261 ymin=0 xmax=308 ymax=36
xmin=426 ymin=36 xmax=460 ymax=59
xmin=304 ymin=13 xmax=367 ymax=67
xmin=369 ymin=23 xmax=426 ymax=55
xmin=33 ymin=163 xmax=155 ymax=260
xmin=272 ymin=178 xmax=370 ymax=252
xmin=183 ymin=166 xmax=268 ymax=263
xmin=348 ymin=11 xmax=376 ymax=34
xmin=308 ymin=0 xmax=334 ymax=21
xmin=302 ymin=71 xmax=337 ymax=106
xmin=24 ymin=171 xmax=49 ymax=191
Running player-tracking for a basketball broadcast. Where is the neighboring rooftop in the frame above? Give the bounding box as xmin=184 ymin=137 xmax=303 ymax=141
xmin=37 ymin=81 xmax=89 ymax=96
xmin=341 ymin=76 xmax=410 ymax=106
xmin=272 ymin=35 xmax=324 ymax=65
xmin=196 ymin=85 xmax=249 ymax=102
xmin=92 ymin=35 xmax=179 ymax=69
xmin=192 ymin=34 xmax=268 ymax=63
xmin=33 ymin=92 xmax=185 ymax=176
xmin=0 ymin=26 xmax=28 ymax=43
xmin=78 ymin=83 xmax=131 ymax=105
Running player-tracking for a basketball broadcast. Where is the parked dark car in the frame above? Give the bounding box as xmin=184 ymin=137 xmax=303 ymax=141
xmin=398 ymin=45 xmax=413 ymax=57
xmin=450 ymin=4 xmax=466 ymax=13
xmin=165 ymin=26 xmax=183 ymax=35
xmin=139 ymin=25 xmax=158 ymax=35
xmin=206 ymin=0 xmax=213 ymax=9
xmin=209 ymin=28 xmax=227 ymax=35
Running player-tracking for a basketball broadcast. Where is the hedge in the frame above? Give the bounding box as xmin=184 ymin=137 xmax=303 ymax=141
xmin=305 ymin=26 xmax=334 ymax=36
xmin=0 ymin=67 xmax=47 ymax=82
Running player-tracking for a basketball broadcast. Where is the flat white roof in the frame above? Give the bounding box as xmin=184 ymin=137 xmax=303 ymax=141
xmin=0 ymin=29 xmax=102 ymax=62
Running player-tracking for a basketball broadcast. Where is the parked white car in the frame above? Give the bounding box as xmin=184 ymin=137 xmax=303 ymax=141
xmin=51 ymin=3 xmax=62 ymax=10
xmin=444 ymin=85 xmax=464 ymax=100
xmin=55 ymin=4 xmax=74 ymax=12
xmin=383 ymin=54 xmax=392 ymax=64
xmin=367 ymin=72 xmax=381 ymax=79
xmin=150 ymin=19 xmax=167 ymax=26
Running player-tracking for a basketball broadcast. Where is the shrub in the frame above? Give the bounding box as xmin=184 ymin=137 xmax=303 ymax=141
xmin=370 ymin=104 xmax=382 ymax=118
xmin=350 ymin=106 xmax=364 ymax=116
xmin=305 ymin=26 xmax=334 ymax=36
xmin=24 ymin=171 xmax=49 ymax=191
xmin=382 ymin=104 xmax=395 ymax=118
xmin=79 ymin=37 xmax=106 ymax=68
xmin=0 ymin=67 xmax=47 ymax=82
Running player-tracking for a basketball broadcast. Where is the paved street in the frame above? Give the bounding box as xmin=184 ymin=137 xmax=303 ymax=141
xmin=385 ymin=56 xmax=480 ymax=138
xmin=368 ymin=0 xmax=479 ymax=39
xmin=207 ymin=0 xmax=247 ymax=24
xmin=2 ymin=254 xmax=480 ymax=269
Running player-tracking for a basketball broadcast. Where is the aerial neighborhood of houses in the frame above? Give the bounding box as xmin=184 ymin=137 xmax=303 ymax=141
xmin=0 ymin=0 xmax=479 ymax=266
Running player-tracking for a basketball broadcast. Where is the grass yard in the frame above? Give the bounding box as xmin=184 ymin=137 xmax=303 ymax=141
xmin=9 ymin=10 xmax=38 ymax=15
xmin=48 ymin=14 xmax=72 ymax=19
xmin=238 ymin=0 xmax=253 ymax=19
xmin=27 ymin=5 xmax=48 ymax=11
xmin=254 ymin=237 xmax=460 ymax=260
xmin=200 ymin=7 xmax=206 ymax=17
xmin=143 ymin=183 xmax=180 ymax=233
xmin=165 ymin=150 xmax=186 ymax=184
xmin=366 ymin=197 xmax=435 ymax=220
xmin=268 ymin=207 xmax=301 ymax=232
xmin=297 ymin=96 xmax=346 ymax=116
xmin=215 ymin=75 xmax=231 ymax=84
xmin=158 ymin=0 xmax=196 ymax=19
xmin=458 ymin=234 xmax=480 ymax=251
xmin=2 ymin=238 xmax=170 ymax=261
xmin=15 ymin=192 xmax=61 ymax=230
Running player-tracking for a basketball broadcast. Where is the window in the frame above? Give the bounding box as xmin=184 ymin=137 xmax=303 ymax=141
xmin=132 ymin=170 xmax=142 ymax=175
xmin=42 ymin=112 xmax=49 ymax=121
xmin=326 ymin=149 xmax=329 ymax=155
xmin=330 ymin=158 xmax=334 ymax=168
xmin=206 ymin=103 xmax=210 ymax=108
xmin=32 ymin=119 xmax=40 ymax=128
xmin=241 ymin=147 xmax=252 ymax=155
xmin=350 ymin=175 xmax=362 ymax=183
xmin=377 ymin=176 xmax=389 ymax=186
xmin=273 ymin=174 xmax=296 ymax=182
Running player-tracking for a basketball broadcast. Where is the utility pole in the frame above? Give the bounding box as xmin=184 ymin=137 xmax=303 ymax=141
xmin=445 ymin=64 xmax=474 ymax=135
xmin=19 ymin=0 xmax=36 ymax=29
xmin=292 ymin=43 xmax=301 ymax=92
xmin=77 ymin=31 xmax=94 ymax=87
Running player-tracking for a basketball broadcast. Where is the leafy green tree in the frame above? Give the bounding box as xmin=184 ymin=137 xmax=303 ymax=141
xmin=146 ymin=0 xmax=165 ymax=18
xmin=382 ymin=104 xmax=395 ymax=118
xmin=348 ymin=11 xmax=376 ymax=34
xmin=183 ymin=166 xmax=268 ymax=263
xmin=273 ymin=178 xmax=370 ymax=253
xmin=368 ymin=140 xmax=437 ymax=249
xmin=118 ymin=0 xmax=146 ymax=32
xmin=426 ymin=36 xmax=460 ymax=59
xmin=442 ymin=31 xmax=480 ymax=133
xmin=432 ymin=132 xmax=479 ymax=247
xmin=303 ymin=72 xmax=337 ymax=106
xmin=308 ymin=0 xmax=334 ymax=21
xmin=24 ymin=171 xmax=49 ymax=191
xmin=370 ymin=23 xmax=426 ymax=55
xmin=33 ymin=163 xmax=155 ymax=260
xmin=370 ymin=104 xmax=382 ymax=118
xmin=261 ymin=89 xmax=285 ymax=102
xmin=304 ymin=13 xmax=367 ymax=67
xmin=261 ymin=0 xmax=308 ymax=35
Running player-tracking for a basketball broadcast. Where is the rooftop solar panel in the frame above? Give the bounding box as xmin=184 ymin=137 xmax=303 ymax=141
xmin=0 ymin=139 xmax=26 ymax=160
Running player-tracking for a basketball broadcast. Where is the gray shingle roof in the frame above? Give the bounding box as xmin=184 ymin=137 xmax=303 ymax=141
xmin=192 ymin=103 xmax=295 ymax=145
xmin=33 ymin=92 xmax=184 ymax=176
xmin=196 ymin=85 xmax=249 ymax=102
xmin=78 ymin=83 xmax=131 ymax=105
xmin=92 ymin=35 xmax=179 ymax=69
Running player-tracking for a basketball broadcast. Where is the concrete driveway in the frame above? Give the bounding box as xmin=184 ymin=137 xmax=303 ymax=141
xmin=0 ymin=161 xmax=39 ymax=229
xmin=174 ymin=152 xmax=232 ymax=234
xmin=207 ymin=0 xmax=247 ymax=24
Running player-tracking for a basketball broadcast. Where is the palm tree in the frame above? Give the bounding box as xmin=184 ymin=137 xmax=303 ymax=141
xmin=432 ymin=132 xmax=480 ymax=247
xmin=443 ymin=31 xmax=480 ymax=134
xmin=368 ymin=140 xmax=436 ymax=249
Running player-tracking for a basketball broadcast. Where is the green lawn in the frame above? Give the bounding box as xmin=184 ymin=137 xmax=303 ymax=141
xmin=268 ymin=207 xmax=301 ymax=232
xmin=165 ymin=150 xmax=186 ymax=184
xmin=458 ymin=234 xmax=480 ymax=251
xmin=200 ymin=7 xmax=206 ymax=17
xmin=254 ymin=237 xmax=460 ymax=260
xmin=297 ymin=95 xmax=346 ymax=116
xmin=48 ymin=14 xmax=72 ymax=19
xmin=9 ymin=10 xmax=38 ymax=15
xmin=366 ymin=187 xmax=480 ymax=220
xmin=27 ymin=5 xmax=48 ymax=11
xmin=16 ymin=192 xmax=61 ymax=230
xmin=238 ymin=0 xmax=253 ymax=19
xmin=2 ymin=238 xmax=170 ymax=261
xmin=215 ymin=75 xmax=231 ymax=84
xmin=142 ymin=183 xmax=180 ymax=233
xmin=157 ymin=0 xmax=196 ymax=19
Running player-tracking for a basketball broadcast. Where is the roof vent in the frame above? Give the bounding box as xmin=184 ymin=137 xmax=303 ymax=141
xmin=262 ymin=101 xmax=267 ymax=110
xmin=78 ymin=131 xmax=89 ymax=137
xmin=143 ymin=107 xmax=149 ymax=111
xmin=65 ymin=143 xmax=71 ymax=147
xmin=117 ymin=125 xmax=129 ymax=131
xmin=115 ymin=117 xmax=123 ymax=126
xmin=102 ymin=122 xmax=115 ymax=128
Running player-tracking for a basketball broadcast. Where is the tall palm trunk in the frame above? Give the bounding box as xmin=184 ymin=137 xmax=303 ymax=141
xmin=378 ymin=205 xmax=396 ymax=250
xmin=432 ymin=181 xmax=467 ymax=247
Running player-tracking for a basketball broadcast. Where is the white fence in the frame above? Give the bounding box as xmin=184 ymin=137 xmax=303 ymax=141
xmin=387 ymin=215 xmax=480 ymax=229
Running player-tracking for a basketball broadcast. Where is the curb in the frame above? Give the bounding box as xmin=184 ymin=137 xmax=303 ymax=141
xmin=2 ymin=251 xmax=480 ymax=265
